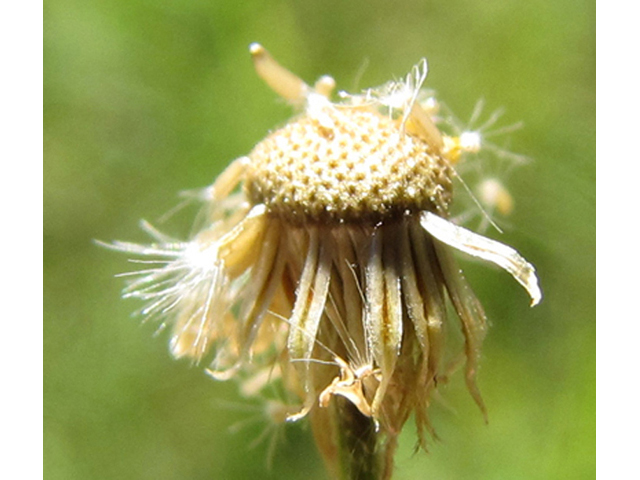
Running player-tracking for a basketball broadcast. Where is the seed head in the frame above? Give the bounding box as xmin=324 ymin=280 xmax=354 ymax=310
xmin=103 ymin=43 xmax=542 ymax=479
xmin=245 ymin=107 xmax=452 ymax=223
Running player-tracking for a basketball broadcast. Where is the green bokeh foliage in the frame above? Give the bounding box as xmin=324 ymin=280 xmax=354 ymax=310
xmin=44 ymin=0 xmax=595 ymax=478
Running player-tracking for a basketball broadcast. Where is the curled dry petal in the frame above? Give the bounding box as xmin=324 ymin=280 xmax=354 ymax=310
xmin=419 ymin=211 xmax=542 ymax=306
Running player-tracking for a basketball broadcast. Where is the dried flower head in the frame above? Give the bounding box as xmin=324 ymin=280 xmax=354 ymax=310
xmin=104 ymin=44 xmax=541 ymax=479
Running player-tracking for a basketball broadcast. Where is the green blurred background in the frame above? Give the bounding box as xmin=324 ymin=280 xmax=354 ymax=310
xmin=44 ymin=0 xmax=595 ymax=478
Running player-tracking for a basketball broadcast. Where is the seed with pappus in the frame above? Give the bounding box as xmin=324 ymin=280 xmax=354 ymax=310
xmin=103 ymin=44 xmax=542 ymax=480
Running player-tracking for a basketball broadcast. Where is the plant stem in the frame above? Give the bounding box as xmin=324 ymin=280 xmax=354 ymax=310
xmin=311 ymin=397 xmax=382 ymax=480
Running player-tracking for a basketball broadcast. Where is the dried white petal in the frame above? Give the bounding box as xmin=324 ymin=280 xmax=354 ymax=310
xmin=419 ymin=211 xmax=542 ymax=306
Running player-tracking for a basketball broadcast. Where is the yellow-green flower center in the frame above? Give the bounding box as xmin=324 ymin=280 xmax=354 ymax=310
xmin=244 ymin=107 xmax=452 ymax=224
